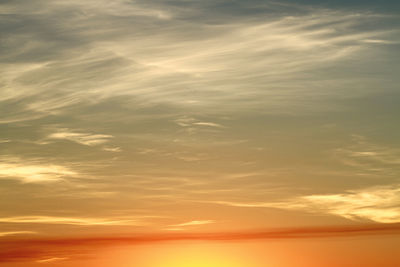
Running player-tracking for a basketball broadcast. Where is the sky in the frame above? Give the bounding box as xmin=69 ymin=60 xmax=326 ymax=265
xmin=0 ymin=0 xmax=400 ymax=266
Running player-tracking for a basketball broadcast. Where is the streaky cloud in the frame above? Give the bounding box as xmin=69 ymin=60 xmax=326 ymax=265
xmin=1 ymin=0 xmax=397 ymax=121
xmin=0 ymin=158 xmax=77 ymax=183
xmin=47 ymin=129 xmax=113 ymax=147
xmin=36 ymin=257 xmax=68 ymax=263
xmin=207 ymin=184 xmax=400 ymax=223
xmin=0 ymin=231 xmax=36 ymax=237
xmin=0 ymin=216 xmax=139 ymax=226
xmin=170 ymin=220 xmax=215 ymax=227
xmin=300 ymin=185 xmax=400 ymax=223
xmin=0 ymin=223 xmax=399 ymax=263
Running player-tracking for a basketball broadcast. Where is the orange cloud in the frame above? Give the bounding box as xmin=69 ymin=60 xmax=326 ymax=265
xmin=1 ymin=223 xmax=399 ymax=263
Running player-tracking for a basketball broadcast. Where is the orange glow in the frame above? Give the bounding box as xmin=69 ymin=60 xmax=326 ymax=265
xmin=108 ymin=243 xmax=259 ymax=267
xmin=150 ymin=245 xmax=246 ymax=267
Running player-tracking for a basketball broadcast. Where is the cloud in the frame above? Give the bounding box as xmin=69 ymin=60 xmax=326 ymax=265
xmin=174 ymin=117 xmax=226 ymax=137
xmin=330 ymin=136 xmax=400 ymax=181
xmin=165 ymin=220 xmax=215 ymax=231
xmin=0 ymin=231 xmax=36 ymax=237
xmin=0 ymin=223 xmax=399 ymax=263
xmin=36 ymin=257 xmax=68 ymax=264
xmin=1 ymin=0 xmax=397 ymax=123
xmin=170 ymin=220 xmax=215 ymax=227
xmin=192 ymin=122 xmax=225 ymax=128
xmin=0 ymin=158 xmax=77 ymax=183
xmin=102 ymin=146 xmax=122 ymax=152
xmin=208 ymin=185 xmax=400 ymax=223
xmin=299 ymin=185 xmax=400 ymax=223
xmin=47 ymin=129 xmax=113 ymax=147
xmin=334 ymin=136 xmax=400 ymax=167
xmin=0 ymin=216 xmax=138 ymax=226
xmin=362 ymin=39 xmax=397 ymax=44
xmin=175 ymin=117 xmax=224 ymax=128
xmin=53 ymin=0 xmax=172 ymax=19
xmin=206 ymin=201 xmax=278 ymax=208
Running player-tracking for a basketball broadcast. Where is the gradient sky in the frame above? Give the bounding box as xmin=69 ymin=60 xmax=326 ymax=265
xmin=1 ymin=0 xmax=400 ymax=266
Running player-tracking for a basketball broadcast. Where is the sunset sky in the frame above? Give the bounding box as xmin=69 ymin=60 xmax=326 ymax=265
xmin=1 ymin=0 xmax=400 ymax=266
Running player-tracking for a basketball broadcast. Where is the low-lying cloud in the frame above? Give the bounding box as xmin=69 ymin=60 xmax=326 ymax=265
xmin=0 ymin=223 xmax=399 ymax=263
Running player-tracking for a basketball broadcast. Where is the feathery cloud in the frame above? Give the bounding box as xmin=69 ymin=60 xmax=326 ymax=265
xmin=300 ymin=186 xmax=400 ymax=223
xmin=1 ymin=0 xmax=397 ymax=121
xmin=170 ymin=220 xmax=215 ymax=227
xmin=208 ymin=185 xmax=400 ymax=223
xmin=47 ymin=130 xmax=113 ymax=147
xmin=0 ymin=159 xmax=77 ymax=183
xmin=36 ymin=257 xmax=68 ymax=264
xmin=0 ymin=216 xmax=138 ymax=226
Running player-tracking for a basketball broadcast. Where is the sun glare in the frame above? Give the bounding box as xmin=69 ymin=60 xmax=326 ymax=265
xmin=129 ymin=243 xmax=250 ymax=267
xmin=162 ymin=255 xmax=242 ymax=267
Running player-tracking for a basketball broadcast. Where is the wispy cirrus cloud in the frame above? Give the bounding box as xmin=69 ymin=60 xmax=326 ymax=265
xmin=45 ymin=128 xmax=121 ymax=152
xmin=0 ymin=216 xmax=138 ymax=226
xmin=0 ymin=158 xmax=77 ymax=183
xmin=192 ymin=122 xmax=224 ymax=128
xmin=170 ymin=220 xmax=215 ymax=227
xmin=166 ymin=220 xmax=215 ymax=231
xmin=300 ymin=185 xmax=400 ymax=223
xmin=53 ymin=0 xmax=173 ymax=19
xmin=175 ymin=117 xmax=225 ymax=131
xmin=102 ymin=147 xmax=122 ymax=152
xmin=334 ymin=136 xmax=400 ymax=169
xmin=1 ymin=0 xmax=397 ymax=123
xmin=36 ymin=257 xmax=68 ymax=264
xmin=47 ymin=129 xmax=113 ymax=147
xmin=208 ymin=184 xmax=400 ymax=223
xmin=200 ymin=137 xmax=400 ymax=223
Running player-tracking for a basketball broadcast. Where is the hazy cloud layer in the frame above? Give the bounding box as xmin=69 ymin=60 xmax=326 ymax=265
xmin=1 ymin=0 xmax=398 ymax=123
xmin=0 ymin=223 xmax=399 ymax=263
